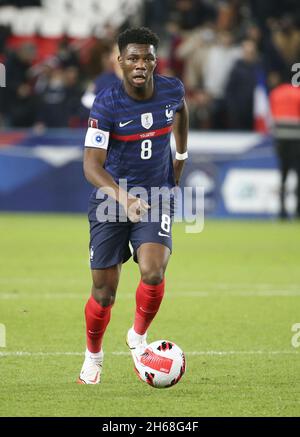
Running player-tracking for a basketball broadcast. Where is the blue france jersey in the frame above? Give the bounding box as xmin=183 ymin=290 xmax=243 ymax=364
xmin=84 ymin=74 xmax=185 ymax=196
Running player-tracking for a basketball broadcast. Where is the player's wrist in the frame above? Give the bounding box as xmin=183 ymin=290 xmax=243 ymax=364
xmin=118 ymin=190 xmax=131 ymax=207
xmin=175 ymin=151 xmax=188 ymax=160
xmin=119 ymin=193 xmax=138 ymax=210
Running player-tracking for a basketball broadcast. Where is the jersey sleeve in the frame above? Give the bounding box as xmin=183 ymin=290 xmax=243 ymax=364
xmin=175 ymin=78 xmax=185 ymax=112
xmin=84 ymin=89 xmax=114 ymax=149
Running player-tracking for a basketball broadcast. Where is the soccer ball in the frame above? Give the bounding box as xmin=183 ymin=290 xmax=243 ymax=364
xmin=135 ymin=340 xmax=186 ymax=388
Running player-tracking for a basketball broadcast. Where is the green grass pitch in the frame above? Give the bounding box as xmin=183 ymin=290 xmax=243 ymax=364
xmin=0 ymin=214 xmax=300 ymax=417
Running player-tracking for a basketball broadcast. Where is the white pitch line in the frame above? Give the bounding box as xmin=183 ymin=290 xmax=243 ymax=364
xmin=0 ymin=291 xmax=300 ymax=299
xmin=0 ymin=279 xmax=299 ymax=290
xmin=0 ymin=350 xmax=299 ymax=358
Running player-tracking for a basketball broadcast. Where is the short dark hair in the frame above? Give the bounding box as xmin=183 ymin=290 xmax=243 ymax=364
xmin=118 ymin=27 xmax=159 ymax=53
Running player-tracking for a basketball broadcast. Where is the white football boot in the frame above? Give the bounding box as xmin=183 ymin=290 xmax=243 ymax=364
xmin=77 ymin=349 xmax=103 ymax=384
xmin=126 ymin=327 xmax=148 ymax=369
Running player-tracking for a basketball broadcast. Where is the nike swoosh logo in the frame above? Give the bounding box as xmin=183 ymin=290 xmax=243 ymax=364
xmin=139 ymin=306 xmax=154 ymax=314
xmin=119 ymin=120 xmax=133 ymax=127
xmin=158 ymin=232 xmax=170 ymax=238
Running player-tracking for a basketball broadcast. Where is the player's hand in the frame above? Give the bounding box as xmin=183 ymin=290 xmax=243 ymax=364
xmin=173 ymin=158 xmax=185 ymax=186
xmin=126 ymin=197 xmax=150 ymax=223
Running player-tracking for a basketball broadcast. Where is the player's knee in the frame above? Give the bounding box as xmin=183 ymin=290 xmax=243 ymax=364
xmin=141 ymin=269 xmax=164 ymax=286
xmin=92 ymin=284 xmax=116 ymax=307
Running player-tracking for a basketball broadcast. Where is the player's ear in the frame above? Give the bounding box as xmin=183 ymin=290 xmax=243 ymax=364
xmin=118 ymin=55 xmax=123 ymax=67
xmin=152 ymin=50 xmax=158 ymax=69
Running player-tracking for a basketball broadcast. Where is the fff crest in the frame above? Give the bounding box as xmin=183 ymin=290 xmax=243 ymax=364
xmin=141 ymin=113 xmax=153 ymax=129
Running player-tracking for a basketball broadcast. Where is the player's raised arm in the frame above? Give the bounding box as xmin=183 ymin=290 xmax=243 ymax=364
xmin=172 ymin=98 xmax=189 ymax=186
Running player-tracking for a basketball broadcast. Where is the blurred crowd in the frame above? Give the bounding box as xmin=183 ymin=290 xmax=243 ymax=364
xmin=0 ymin=0 xmax=300 ymax=130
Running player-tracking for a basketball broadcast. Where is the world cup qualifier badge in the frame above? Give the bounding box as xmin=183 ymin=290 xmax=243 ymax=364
xmin=88 ymin=118 xmax=98 ymax=128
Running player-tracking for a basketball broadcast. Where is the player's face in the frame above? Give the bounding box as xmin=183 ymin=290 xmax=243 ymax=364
xmin=118 ymin=44 xmax=157 ymax=89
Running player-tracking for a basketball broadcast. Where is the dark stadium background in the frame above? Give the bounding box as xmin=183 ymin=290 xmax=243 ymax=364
xmin=0 ymin=0 xmax=299 ymax=218
xmin=0 ymin=0 xmax=300 ymax=420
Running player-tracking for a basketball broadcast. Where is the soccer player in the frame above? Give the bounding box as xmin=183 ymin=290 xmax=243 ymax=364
xmin=78 ymin=27 xmax=189 ymax=384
